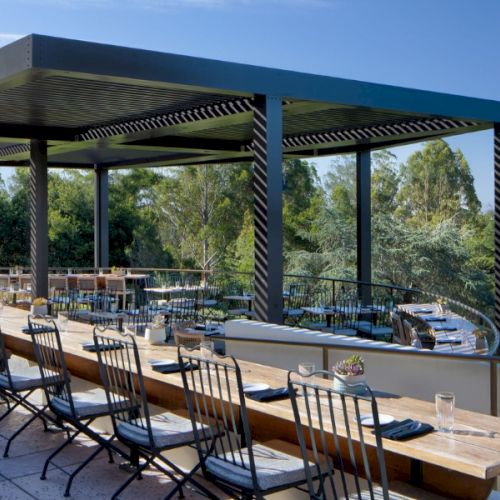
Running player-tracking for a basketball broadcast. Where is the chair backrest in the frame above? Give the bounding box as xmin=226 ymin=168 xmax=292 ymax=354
xmin=170 ymin=292 xmax=199 ymax=324
xmin=287 ymin=282 xmax=311 ymax=309
xmin=178 ymin=346 xmax=258 ymax=489
xmin=49 ymin=276 xmax=68 ymax=292
xmin=0 ymin=274 xmax=10 ymax=289
xmin=401 ymin=319 xmax=414 ymax=346
xmin=93 ymin=327 xmax=152 ymax=445
xmin=390 ymin=311 xmax=404 ymax=344
xmin=106 ymin=277 xmax=126 ymax=293
xmin=333 ymin=298 xmax=360 ymax=330
xmin=0 ymin=327 xmax=13 ymax=386
xmin=173 ymin=326 xmax=204 ymax=349
xmin=77 ymin=275 xmax=97 ymax=293
xmin=288 ymin=369 xmax=390 ymax=500
xmin=28 ymin=315 xmax=74 ymax=415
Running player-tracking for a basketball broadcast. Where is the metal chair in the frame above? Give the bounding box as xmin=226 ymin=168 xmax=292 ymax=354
xmin=93 ymin=326 xmax=215 ymax=499
xmin=288 ymin=369 xmax=434 ymax=500
xmin=283 ymin=282 xmax=311 ymax=325
xmin=179 ymin=345 xmax=310 ymax=499
xmin=357 ymin=297 xmax=394 ymax=341
xmin=28 ymin=315 xmax=129 ymax=497
xmin=0 ymin=327 xmax=63 ymax=457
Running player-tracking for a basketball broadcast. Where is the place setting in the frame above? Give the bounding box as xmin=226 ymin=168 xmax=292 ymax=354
xmin=242 ymin=382 xmax=294 ymax=402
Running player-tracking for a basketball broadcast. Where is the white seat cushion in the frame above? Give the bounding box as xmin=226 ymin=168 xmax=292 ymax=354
xmin=206 ymin=442 xmax=307 ymax=491
xmin=117 ymin=412 xmax=199 ymax=449
xmin=51 ymin=387 xmax=110 ymax=418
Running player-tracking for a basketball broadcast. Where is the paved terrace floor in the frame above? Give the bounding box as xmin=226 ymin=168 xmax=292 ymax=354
xmin=0 ymin=399 xmax=221 ymax=499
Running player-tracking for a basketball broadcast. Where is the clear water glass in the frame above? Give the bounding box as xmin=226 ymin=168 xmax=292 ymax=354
xmin=200 ymin=340 xmax=214 ymax=360
xmin=57 ymin=312 xmax=69 ymax=333
xmin=298 ymin=362 xmax=316 ymax=383
xmin=435 ymin=392 xmax=455 ymax=432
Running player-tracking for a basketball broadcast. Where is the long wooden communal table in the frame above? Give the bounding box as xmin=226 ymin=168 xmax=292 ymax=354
xmin=1 ymin=306 xmax=499 ymax=499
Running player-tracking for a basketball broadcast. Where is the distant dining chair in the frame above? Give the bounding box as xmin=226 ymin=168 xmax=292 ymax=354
xmin=105 ymin=276 xmax=132 ymax=310
xmin=0 ymin=274 xmax=10 ymax=290
xmin=283 ymin=282 xmax=311 ymax=325
xmin=179 ymin=345 xmax=311 ymax=499
xmin=288 ymin=369 xmax=437 ymax=499
xmin=93 ymin=326 xmax=215 ymax=499
xmin=28 ymin=315 xmax=128 ymax=497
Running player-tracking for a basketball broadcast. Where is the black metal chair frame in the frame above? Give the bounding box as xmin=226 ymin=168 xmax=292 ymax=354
xmin=93 ymin=326 xmax=216 ymax=500
xmin=288 ymin=369 xmax=390 ymax=500
xmin=28 ymin=315 xmax=130 ymax=497
xmin=179 ymin=345 xmax=310 ymax=499
xmin=0 ymin=327 xmax=65 ymax=457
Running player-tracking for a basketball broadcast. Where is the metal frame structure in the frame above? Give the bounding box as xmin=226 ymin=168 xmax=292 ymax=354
xmin=1 ymin=34 xmax=500 ymax=325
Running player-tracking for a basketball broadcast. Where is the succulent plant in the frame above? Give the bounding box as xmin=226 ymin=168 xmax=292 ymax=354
xmin=150 ymin=314 xmax=164 ymax=329
xmin=32 ymin=297 xmax=48 ymax=306
xmin=334 ymin=354 xmax=364 ymax=376
xmin=473 ymin=327 xmax=488 ymax=339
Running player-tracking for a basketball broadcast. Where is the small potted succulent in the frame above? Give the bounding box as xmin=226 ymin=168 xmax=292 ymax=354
xmin=31 ymin=297 xmax=48 ymax=316
xmin=145 ymin=314 xmax=166 ymax=345
xmin=436 ymin=297 xmax=449 ymax=314
xmin=473 ymin=327 xmax=488 ymax=351
xmin=333 ymin=354 xmax=367 ymax=395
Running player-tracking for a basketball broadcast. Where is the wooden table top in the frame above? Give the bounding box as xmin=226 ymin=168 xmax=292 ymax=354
xmin=1 ymin=305 xmax=499 ymax=485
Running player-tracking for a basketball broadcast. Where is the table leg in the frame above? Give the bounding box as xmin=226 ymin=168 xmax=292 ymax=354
xmin=410 ymin=458 xmax=422 ymax=486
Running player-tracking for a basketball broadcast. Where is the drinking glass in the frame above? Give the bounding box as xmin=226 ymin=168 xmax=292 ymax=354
xmin=200 ymin=340 xmax=214 ymax=360
xmin=57 ymin=311 xmax=69 ymax=334
xmin=298 ymin=362 xmax=316 ymax=383
xmin=435 ymin=392 xmax=455 ymax=432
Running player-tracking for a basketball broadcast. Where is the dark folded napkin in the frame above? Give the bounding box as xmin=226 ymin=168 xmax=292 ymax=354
xmin=432 ymin=326 xmax=458 ymax=332
xmin=194 ymin=324 xmax=219 ymax=332
xmin=436 ymin=338 xmax=462 ymax=344
xmin=377 ymin=419 xmax=434 ymax=440
xmin=151 ymin=362 xmax=198 ymax=374
xmin=22 ymin=325 xmax=56 ymax=335
xmin=412 ymin=308 xmax=433 ymax=314
xmin=81 ymin=341 xmax=123 ymax=352
xmin=422 ymin=316 xmax=447 ymax=322
xmin=247 ymin=387 xmax=292 ymax=402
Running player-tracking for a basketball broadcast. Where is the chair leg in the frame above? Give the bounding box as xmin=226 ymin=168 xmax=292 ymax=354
xmin=41 ymin=427 xmax=82 ymax=480
xmin=111 ymin=455 xmax=155 ymax=500
xmin=3 ymin=403 xmax=50 ymax=457
xmin=64 ymin=444 xmax=105 ymax=497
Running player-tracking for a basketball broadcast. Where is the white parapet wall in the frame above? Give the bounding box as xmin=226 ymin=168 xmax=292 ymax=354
xmin=225 ymin=320 xmax=496 ymax=415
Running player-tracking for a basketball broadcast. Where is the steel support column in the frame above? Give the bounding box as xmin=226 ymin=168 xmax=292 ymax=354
xmin=29 ymin=139 xmax=48 ymax=299
xmin=253 ymin=94 xmax=283 ymax=324
xmin=356 ymin=150 xmax=372 ymax=304
xmin=494 ymin=124 xmax=500 ymax=343
xmin=94 ymin=166 xmax=109 ymax=268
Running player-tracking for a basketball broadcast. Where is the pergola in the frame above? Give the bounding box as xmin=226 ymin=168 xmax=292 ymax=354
xmin=1 ymin=34 xmax=500 ymax=327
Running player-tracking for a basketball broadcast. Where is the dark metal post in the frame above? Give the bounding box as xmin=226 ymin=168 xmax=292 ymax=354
xmin=356 ymin=150 xmax=371 ymax=304
xmin=494 ymin=124 xmax=500 ymax=349
xmin=94 ymin=166 xmax=109 ymax=269
xmin=253 ymin=94 xmax=283 ymax=324
xmin=29 ymin=139 xmax=48 ymax=299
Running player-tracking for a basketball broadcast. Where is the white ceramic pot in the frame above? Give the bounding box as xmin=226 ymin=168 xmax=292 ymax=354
xmin=30 ymin=305 xmax=48 ymax=316
xmin=145 ymin=327 xmax=165 ymax=345
xmin=333 ymin=374 xmax=367 ymax=395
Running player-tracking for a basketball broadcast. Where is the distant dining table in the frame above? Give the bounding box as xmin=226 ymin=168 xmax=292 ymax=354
xmin=397 ymin=303 xmax=484 ymax=355
xmin=302 ymin=303 xmax=385 ymax=328
xmin=1 ymin=305 xmax=499 ymax=499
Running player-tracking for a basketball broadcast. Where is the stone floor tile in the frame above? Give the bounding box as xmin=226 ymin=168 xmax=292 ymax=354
xmin=0 ymin=479 xmax=37 ymax=499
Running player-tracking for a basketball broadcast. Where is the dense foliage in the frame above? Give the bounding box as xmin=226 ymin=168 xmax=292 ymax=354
xmin=0 ymin=139 xmax=493 ymax=314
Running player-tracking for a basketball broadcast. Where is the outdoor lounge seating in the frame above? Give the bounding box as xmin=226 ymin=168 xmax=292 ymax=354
xmin=288 ymin=369 xmax=445 ymax=499
xmin=28 ymin=315 xmax=129 ymax=497
xmin=93 ymin=326 xmax=215 ymax=499
xmin=178 ymin=345 xmax=312 ymax=499
xmin=0 ymin=327 xmax=64 ymax=457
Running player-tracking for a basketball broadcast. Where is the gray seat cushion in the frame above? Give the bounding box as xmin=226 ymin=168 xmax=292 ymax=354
xmin=117 ymin=412 xmax=200 ymax=449
xmin=206 ymin=443 xmax=307 ymax=491
xmin=51 ymin=387 xmax=110 ymax=418
xmin=0 ymin=366 xmax=60 ymax=391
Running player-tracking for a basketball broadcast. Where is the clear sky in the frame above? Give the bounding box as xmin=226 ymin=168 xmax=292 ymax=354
xmin=1 ymin=0 xmax=498 ymax=209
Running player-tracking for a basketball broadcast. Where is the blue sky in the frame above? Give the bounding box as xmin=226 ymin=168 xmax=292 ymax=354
xmin=1 ymin=0 xmax=498 ymax=208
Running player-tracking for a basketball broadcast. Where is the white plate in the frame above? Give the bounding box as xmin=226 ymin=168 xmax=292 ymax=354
xmin=148 ymin=359 xmax=176 ymax=366
xmin=355 ymin=414 xmax=394 ymax=427
xmin=243 ymin=383 xmax=270 ymax=394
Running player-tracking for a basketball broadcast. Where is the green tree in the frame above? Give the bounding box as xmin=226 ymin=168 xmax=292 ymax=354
xmin=396 ymin=139 xmax=480 ymax=224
